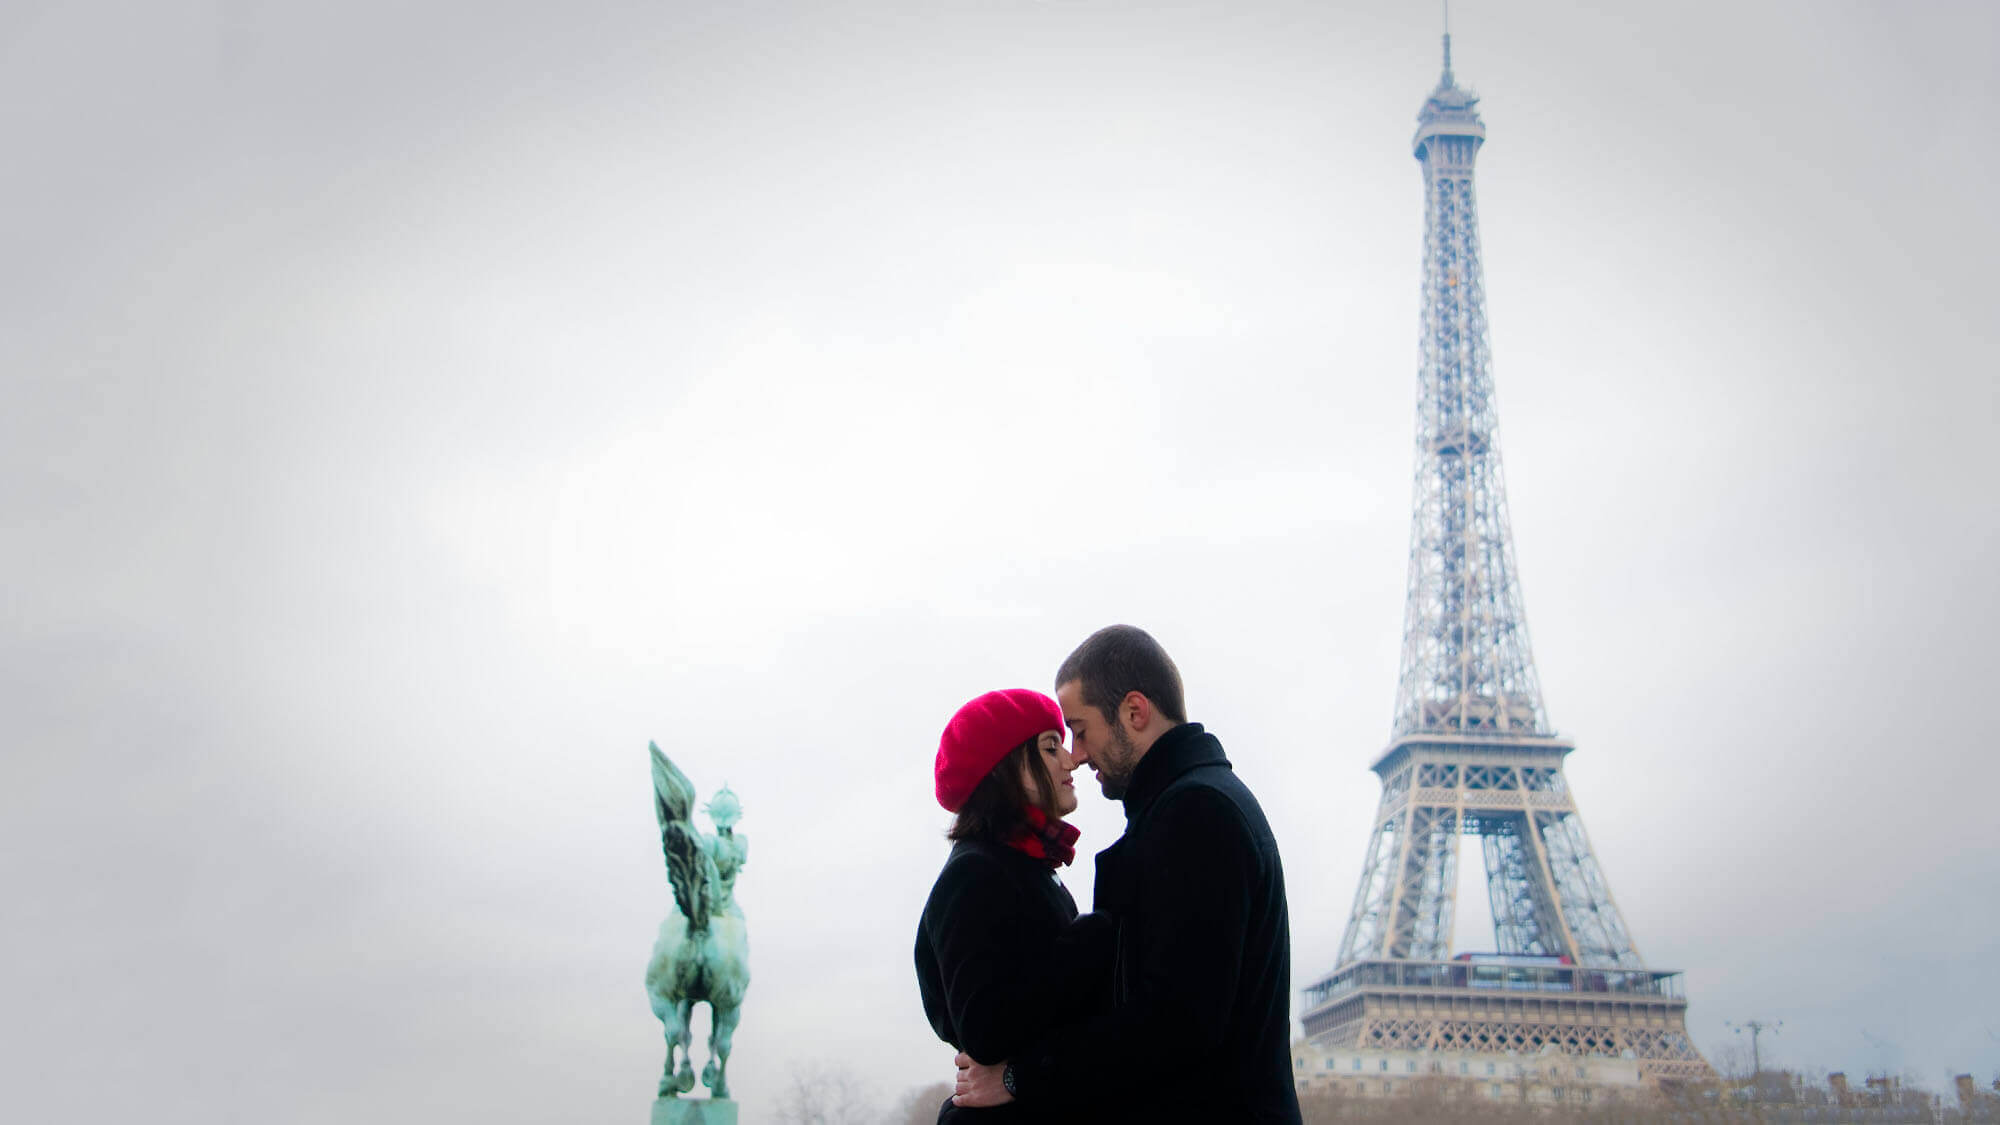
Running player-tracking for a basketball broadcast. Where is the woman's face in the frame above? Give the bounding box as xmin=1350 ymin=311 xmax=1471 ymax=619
xmin=1020 ymin=729 xmax=1078 ymax=819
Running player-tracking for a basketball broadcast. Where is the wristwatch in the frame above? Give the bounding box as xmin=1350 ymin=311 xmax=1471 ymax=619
xmin=1001 ymin=1062 xmax=1018 ymax=1099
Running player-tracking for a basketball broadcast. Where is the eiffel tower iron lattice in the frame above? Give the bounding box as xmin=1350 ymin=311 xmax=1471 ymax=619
xmin=1301 ymin=34 xmax=1712 ymax=1089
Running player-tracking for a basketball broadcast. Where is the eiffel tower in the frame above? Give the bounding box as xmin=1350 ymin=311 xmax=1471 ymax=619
xmin=1300 ymin=32 xmax=1712 ymax=1088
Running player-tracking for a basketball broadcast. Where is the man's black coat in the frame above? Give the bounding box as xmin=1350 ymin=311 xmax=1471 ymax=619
xmin=1012 ymin=722 xmax=1303 ymax=1124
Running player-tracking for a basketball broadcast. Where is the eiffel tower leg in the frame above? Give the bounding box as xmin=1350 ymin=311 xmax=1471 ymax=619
xmin=1482 ymin=830 xmax=1529 ymax=953
xmin=1385 ymin=804 xmax=1458 ymax=961
xmin=1481 ymin=816 xmax=1568 ymax=958
xmin=1511 ymin=805 xmax=1584 ymax=962
xmin=1532 ymin=809 xmax=1642 ymax=966
xmin=1337 ymin=805 xmax=1402 ymax=964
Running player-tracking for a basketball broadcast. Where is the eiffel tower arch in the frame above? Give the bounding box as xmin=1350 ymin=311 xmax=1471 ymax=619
xmin=1300 ymin=33 xmax=1712 ymax=1090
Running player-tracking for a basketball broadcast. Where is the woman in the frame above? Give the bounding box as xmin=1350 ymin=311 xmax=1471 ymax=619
xmin=914 ymin=688 xmax=1108 ymax=1123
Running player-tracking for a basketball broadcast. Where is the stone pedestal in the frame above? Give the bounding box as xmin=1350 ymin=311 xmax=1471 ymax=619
xmin=651 ymin=1097 xmax=736 ymax=1125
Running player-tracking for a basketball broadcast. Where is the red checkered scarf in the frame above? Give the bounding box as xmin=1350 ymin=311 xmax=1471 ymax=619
xmin=1001 ymin=805 xmax=1080 ymax=869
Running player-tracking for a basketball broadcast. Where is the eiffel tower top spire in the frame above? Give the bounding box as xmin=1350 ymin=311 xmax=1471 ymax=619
xmin=1416 ymin=8 xmax=1483 ymax=153
xmin=1391 ymin=25 xmax=1547 ymax=741
xmin=1441 ymin=1 xmax=1454 ymax=88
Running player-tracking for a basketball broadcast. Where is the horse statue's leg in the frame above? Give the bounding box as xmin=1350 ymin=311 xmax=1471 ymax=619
xmin=647 ymin=912 xmax=692 ymax=1099
xmin=704 ymin=997 xmax=742 ymax=1100
xmin=654 ymin=997 xmax=685 ymax=1098
xmin=670 ymin=998 xmax=698 ymax=1094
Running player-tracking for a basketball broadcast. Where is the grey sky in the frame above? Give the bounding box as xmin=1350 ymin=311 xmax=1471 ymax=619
xmin=5 ymin=2 xmax=1997 ymax=1121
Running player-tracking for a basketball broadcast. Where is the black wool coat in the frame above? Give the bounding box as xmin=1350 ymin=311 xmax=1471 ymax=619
xmin=1010 ymin=723 xmax=1304 ymax=1125
xmin=915 ymin=838 xmax=1112 ymax=1125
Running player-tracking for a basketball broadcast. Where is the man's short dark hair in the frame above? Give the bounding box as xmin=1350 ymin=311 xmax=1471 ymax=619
xmin=1054 ymin=624 xmax=1187 ymax=726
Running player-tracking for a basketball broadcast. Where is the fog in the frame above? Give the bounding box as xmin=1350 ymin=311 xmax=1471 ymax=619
xmin=4 ymin=2 xmax=1996 ymax=1121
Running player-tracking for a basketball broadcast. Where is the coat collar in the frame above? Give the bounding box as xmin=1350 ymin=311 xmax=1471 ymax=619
xmin=1120 ymin=721 xmax=1229 ymax=825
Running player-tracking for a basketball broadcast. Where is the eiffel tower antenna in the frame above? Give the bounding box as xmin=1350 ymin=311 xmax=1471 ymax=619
xmin=1442 ymin=0 xmax=1453 ymax=85
xmin=1299 ymin=30 xmax=1713 ymax=1090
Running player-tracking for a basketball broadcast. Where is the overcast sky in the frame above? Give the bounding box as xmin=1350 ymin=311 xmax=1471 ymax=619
xmin=5 ymin=2 xmax=1998 ymax=1122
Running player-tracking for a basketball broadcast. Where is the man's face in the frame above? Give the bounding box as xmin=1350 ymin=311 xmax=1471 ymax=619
xmin=1056 ymin=680 xmax=1142 ymax=800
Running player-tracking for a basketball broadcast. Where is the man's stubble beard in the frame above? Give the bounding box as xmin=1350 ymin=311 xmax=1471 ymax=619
xmin=1096 ymin=723 xmax=1142 ymax=801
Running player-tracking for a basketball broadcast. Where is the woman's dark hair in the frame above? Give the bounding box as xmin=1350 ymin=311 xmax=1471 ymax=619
xmin=947 ymin=736 xmax=1060 ymax=842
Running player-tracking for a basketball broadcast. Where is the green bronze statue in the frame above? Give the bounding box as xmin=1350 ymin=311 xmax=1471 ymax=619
xmin=645 ymin=743 xmax=749 ymax=1105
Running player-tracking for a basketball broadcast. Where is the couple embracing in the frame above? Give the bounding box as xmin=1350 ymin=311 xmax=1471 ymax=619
xmin=915 ymin=625 xmax=1304 ymax=1124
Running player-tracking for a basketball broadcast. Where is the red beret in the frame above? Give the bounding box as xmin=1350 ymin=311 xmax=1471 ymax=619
xmin=935 ymin=689 xmax=1065 ymax=813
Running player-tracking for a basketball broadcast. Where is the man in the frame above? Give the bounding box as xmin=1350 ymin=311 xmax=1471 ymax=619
xmin=953 ymin=624 xmax=1303 ymax=1123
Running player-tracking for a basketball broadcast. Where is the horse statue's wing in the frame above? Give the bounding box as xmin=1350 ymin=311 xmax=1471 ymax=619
xmin=650 ymin=741 xmax=714 ymax=933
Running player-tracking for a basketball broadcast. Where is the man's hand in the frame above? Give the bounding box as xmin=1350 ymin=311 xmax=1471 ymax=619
xmin=951 ymin=1052 xmax=1014 ymax=1107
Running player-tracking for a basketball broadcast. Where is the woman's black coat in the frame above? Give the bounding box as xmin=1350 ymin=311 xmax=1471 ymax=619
xmin=914 ymin=838 xmax=1109 ymax=1124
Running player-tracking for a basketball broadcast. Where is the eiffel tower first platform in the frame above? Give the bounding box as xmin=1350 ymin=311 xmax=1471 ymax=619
xmin=1300 ymin=35 xmax=1712 ymax=1089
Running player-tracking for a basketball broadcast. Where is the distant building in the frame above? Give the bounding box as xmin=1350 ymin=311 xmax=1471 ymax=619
xmin=1291 ymin=1040 xmax=1645 ymax=1107
xmin=1953 ymin=1074 xmax=2000 ymax=1123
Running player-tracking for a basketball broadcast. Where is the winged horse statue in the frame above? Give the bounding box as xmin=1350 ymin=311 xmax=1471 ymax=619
xmin=644 ymin=744 xmax=749 ymax=1100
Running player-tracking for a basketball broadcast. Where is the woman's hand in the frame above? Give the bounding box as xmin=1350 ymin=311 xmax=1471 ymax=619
xmin=951 ymin=1052 xmax=1014 ymax=1107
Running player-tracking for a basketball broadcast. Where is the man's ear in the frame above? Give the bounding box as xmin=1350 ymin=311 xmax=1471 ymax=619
xmin=1122 ymin=690 xmax=1154 ymax=734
